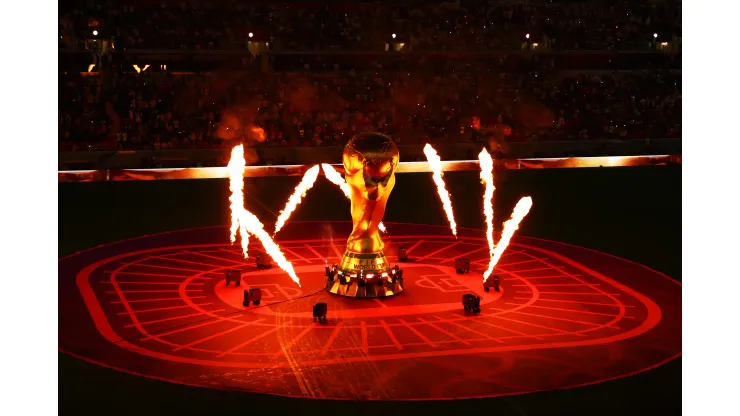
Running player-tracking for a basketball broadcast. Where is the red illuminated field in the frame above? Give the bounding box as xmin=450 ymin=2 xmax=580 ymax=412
xmin=58 ymin=221 xmax=681 ymax=400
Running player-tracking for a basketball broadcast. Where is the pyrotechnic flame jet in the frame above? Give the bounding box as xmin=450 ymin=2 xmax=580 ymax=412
xmin=274 ymin=165 xmax=321 ymax=235
xmin=482 ymin=197 xmax=533 ymax=284
xmin=227 ymin=145 xmax=301 ymax=287
xmin=423 ymin=144 xmax=458 ymax=237
xmin=321 ymin=163 xmax=387 ymax=233
xmin=478 ymin=149 xmax=496 ymax=258
xmin=228 ymin=146 xmax=250 ymax=258
xmin=321 ymin=163 xmax=351 ymax=197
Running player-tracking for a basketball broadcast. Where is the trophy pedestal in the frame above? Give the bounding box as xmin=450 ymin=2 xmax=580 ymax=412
xmin=326 ymin=251 xmax=404 ymax=298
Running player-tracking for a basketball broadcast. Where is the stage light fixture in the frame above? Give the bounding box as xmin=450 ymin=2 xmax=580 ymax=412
xmin=484 ymin=275 xmax=501 ymax=292
xmin=313 ymin=302 xmax=328 ymax=323
xmin=398 ymin=247 xmax=408 ymax=262
xmin=224 ymin=269 xmax=241 ymax=286
xmin=455 ymin=257 xmax=471 ymax=274
xmin=463 ymin=293 xmax=481 ymax=314
xmin=255 ymin=254 xmax=272 ymax=269
xmin=243 ymin=288 xmax=262 ymax=306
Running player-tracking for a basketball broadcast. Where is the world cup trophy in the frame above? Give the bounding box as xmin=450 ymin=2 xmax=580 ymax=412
xmin=326 ymin=132 xmax=404 ymax=298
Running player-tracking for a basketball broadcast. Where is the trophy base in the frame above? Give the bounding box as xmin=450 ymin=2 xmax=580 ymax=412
xmin=325 ymin=251 xmax=404 ymax=298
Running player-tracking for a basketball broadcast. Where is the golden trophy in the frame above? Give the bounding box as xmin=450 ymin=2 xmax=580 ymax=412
xmin=326 ymin=132 xmax=404 ymax=298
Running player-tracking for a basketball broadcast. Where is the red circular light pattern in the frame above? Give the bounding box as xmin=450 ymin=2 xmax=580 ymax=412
xmin=59 ymin=222 xmax=681 ymax=400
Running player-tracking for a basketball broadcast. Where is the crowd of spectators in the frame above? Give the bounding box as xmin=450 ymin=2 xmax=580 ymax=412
xmin=533 ymin=71 xmax=681 ymax=141
xmin=59 ymin=73 xmax=112 ymax=147
xmin=58 ymin=64 xmax=681 ymax=152
xmin=60 ymin=0 xmax=681 ymax=52
xmin=58 ymin=1 xmax=681 ymax=153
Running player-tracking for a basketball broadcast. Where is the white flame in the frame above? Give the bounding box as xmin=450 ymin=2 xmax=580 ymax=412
xmin=274 ymin=165 xmax=321 ymax=235
xmin=483 ymin=197 xmax=533 ymax=283
xmin=478 ymin=148 xmax=495 ymax=258
xmin=423 ymin=144 xmax=457 ymax=237
xmin=227 ymin=145 xmax=301 ymax=287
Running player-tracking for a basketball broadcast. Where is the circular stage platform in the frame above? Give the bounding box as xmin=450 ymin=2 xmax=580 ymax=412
xmin=59 ymin=221 xmax=681 ymax=400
